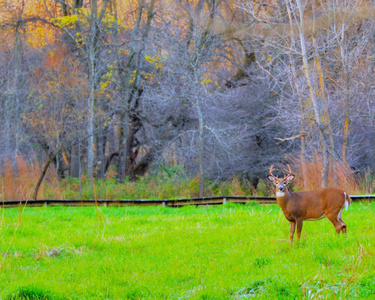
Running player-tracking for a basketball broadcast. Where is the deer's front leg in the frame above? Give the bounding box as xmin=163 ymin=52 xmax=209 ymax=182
xmin=289 ymin=221 xmax=296 ymax=244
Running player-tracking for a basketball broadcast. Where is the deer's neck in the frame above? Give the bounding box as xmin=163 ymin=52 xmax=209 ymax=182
xmin=276 ymin=191 xmax=286 ymax=197
xmin=275 ymin=189 xmax=292 ymax=207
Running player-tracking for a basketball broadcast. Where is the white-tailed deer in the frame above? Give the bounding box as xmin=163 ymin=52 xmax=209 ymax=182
xmin=268 ymin=165 xmax=350 ymax=244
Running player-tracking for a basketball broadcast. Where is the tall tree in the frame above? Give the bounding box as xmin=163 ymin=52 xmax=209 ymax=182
xmin=113 ymin=0 xmax=156 ymax=181
xmin=51 ymin=0 xmax=112 ymax=184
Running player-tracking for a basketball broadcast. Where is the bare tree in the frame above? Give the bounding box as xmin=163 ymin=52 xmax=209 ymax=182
xmin=112 ymin=0 xmax=156 ymax=181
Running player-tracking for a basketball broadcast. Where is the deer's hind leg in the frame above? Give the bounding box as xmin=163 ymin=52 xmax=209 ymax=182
xmin=340 ymin=219 xmax=347 ymax=234
xmin=326 ymin=208 xmax=346 ymax=234
xmin=338 ymin=207 xmax=347 ymax=234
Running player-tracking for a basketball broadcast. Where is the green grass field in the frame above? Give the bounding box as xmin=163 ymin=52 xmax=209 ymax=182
xmin=0 ymin=202 xmax=374 ymax=299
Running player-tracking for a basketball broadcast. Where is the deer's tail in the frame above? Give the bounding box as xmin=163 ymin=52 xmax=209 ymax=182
xmin=344 ymin=192 xmax=351 ymax=211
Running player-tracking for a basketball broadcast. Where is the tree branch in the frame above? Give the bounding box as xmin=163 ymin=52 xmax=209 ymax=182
xmin=275 ymin=132 xmax=307 ymax=143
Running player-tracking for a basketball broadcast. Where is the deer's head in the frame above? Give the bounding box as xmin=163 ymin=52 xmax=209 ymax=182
xmin=268 ymin=165 xmax=295 ymax=196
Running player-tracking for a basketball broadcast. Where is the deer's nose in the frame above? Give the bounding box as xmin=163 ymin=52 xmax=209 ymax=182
xmin=278 ymin=185 xmax=284 ymax=191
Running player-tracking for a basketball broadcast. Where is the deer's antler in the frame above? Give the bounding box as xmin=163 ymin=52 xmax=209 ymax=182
xmin=269 ymin=165 xmax=276 ymax=178
xmin=283 ymin=164 xmax=293 ymax=177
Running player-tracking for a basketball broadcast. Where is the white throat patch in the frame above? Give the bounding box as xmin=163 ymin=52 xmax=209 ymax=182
xmin=276 ymin=191 xmax=285 ymax=197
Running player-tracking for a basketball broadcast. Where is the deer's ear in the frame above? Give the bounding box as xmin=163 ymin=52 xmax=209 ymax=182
xmin=285 ymin=175 xmax=295 ymax=184
xmin=268 ymin=175 xmax=276 ymax=183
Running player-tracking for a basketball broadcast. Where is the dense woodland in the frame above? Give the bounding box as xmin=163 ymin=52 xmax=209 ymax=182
xmin=1 ymin=0 xmax=375 ymax=197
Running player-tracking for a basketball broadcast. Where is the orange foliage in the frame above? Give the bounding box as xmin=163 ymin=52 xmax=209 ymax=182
xmin=24 ymin=43 xmax=88 ymax=142
xmin=24 ymin=0 xmax=59 ymax=49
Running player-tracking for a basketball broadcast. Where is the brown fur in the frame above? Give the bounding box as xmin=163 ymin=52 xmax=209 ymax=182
xmin=268 ymin=167 xmax=350 ymax=244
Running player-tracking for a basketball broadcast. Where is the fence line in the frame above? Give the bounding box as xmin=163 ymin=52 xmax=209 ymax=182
xmin=0 ymin=195 xmax=372 ymax=208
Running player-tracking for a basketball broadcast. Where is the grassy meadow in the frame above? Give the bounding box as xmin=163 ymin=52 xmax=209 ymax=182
xmin=0 ymin=201 xmax=374 ymax=299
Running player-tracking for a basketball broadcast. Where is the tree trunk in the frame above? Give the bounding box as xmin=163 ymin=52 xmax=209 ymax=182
xmin=87 ymin=77 xmax=95 ymax=187
xmin=286 ymin=2 xmax=309 ymax=189
xmin=340 ymin=25 xmax=351 ymax=166
xmin=70 ymin=143 xmax=81 ymax=178
xmin=114 ymin=0 xmax=155 ymax=181
xmin=95 ymin=125 xmax=105 ymax=179
xmin=116 ymin=112 xmax=126 ymax=181
xmin=87 ymin=4 xmax=97 ymax=187
xmin=7 ymin=1 xmax=24 ymax=157
xmin=124 ymin=89 xmax=143 ymax=180
xmin=198 ymin=104 xmax=205 ymax=198
xmin=33 ymin=154 xmax=57 ymax=200
xmin=312 ymin=34 xmax=337 ymax=185
xmin=86 ymin=0 xmax=110 ymax=186
xmin=295 ymin=0 xmax=330 ymax=187
xmin=342 ymin=73 xmax=350 ymax=165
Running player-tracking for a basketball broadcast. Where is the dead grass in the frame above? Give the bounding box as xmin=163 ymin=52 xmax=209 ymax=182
xmin=0 ymin=155 xmax=63 ymax=201
xmin=292 ymin=155 xmax=359 ymax=194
